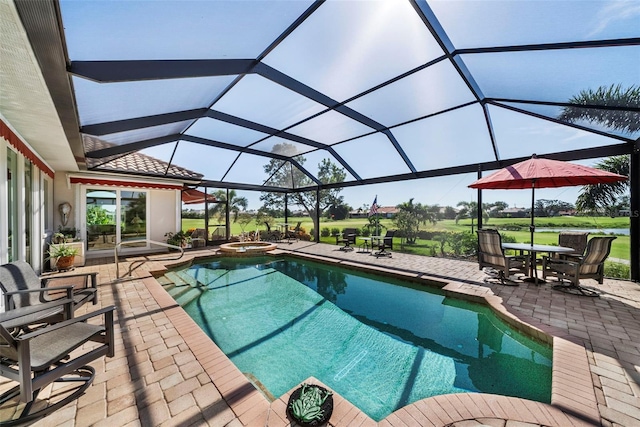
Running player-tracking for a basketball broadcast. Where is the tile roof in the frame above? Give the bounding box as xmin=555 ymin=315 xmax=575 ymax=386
xmin=83 ymin=135 xmax=202 ymax=181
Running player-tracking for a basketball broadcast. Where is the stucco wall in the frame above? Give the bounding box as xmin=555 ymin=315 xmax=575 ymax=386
xmin=52 ymin=176 xmax=181 ymax=255
xmin=149 ymin=189 xmax=180 ymax=243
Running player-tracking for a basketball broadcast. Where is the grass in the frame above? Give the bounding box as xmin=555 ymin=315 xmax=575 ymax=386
xmin=181 ymin=216 xmax=630 ymax=261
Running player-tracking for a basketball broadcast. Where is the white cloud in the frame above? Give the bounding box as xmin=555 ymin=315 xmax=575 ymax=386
xmin=588 ymin=1 xmax=640 ymax=37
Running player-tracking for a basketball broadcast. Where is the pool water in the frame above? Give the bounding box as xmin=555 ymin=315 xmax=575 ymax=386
xmin=163 ymin=256 xmax=552 ymax=421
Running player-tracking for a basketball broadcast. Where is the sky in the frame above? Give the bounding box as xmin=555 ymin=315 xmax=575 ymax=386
xmin=60 ymin=0 xmax=638 ymax=213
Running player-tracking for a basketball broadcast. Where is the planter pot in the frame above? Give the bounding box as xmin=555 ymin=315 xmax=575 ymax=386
xmin=286 ymin=385 xmax=333 ymax=427
xmin=55 ymin=255 xmax=75 ymax=271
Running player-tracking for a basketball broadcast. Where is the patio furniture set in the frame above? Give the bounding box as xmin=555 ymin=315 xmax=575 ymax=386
xmin=337 ymin=230 xmax=396 ymax=258
xmin=0 ymin=261 xmax=115 ymax=425
xmin=477 ymin=228 xmax=616 ymax=296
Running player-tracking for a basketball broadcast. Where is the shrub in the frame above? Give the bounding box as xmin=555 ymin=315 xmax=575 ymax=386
xmin=331 ymin=228 xmax=340 ymax=236
xmin=605 ymin=261 xmax=630 ymax=279
xmin=321 ymin=227 xmax=330 ymax=237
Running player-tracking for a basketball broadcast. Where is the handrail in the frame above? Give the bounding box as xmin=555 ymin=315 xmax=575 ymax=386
xmin=114 ymin=239 xmax=184 ymax=278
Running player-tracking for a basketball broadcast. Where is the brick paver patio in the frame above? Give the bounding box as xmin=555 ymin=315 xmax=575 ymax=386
xmin=2 ymin=241 xmax=639 ymax=426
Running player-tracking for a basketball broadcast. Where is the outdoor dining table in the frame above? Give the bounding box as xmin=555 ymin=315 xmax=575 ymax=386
xmin=359 ymin=237 xmax=373 ymax=253
xmin=502 ymin=242 xmax=575 ymax=284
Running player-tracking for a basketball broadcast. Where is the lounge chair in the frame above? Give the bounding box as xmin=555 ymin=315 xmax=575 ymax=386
xmin=336 ymin=228 xmax=357 ymax=251
xmin=0 ymin=301 xmax=115 ymax=425
xmin=0 ymin=261 xmax=98 ymax=320
xmin=263 ymin=222 xmax=281 ymax=242
xmin=477 ymin=229 xmax=529 ymax=285
xmin=190 ymin=228 xmax=207 ymax=248
xmin=284 ymin=221 xmax=302 ymax=243
xmin=373 ymin=230 xmax=396 ymax=258
xmin=542 ymin=236 xmax=616 ymax=296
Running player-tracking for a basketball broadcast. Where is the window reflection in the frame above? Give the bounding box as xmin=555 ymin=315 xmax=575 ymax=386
xmin=86 ymin=189 xmax=117 ymax=251
xmin=121 ymin=191 xmax=147 ymax=247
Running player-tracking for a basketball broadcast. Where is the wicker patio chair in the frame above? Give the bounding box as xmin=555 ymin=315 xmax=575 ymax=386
xmin=336 ymin=228 xmax=357 ymax=251
xmin=373 ymin=230 xmax=396 ymax=258
xmin=558 ymin=231 xmax=589 ymax=261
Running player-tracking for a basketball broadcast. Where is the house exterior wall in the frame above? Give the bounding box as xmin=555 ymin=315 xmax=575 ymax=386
xmin=52 ymin=176 xmax=182 ymax=258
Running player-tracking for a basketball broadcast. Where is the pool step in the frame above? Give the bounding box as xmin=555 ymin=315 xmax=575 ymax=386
xmin=172 ymin=286 xmax=205 ymax=307
xmin=165 ymin=270 xmax=201 ymax=288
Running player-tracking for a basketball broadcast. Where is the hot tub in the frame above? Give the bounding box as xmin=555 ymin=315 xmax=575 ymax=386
xmin=219 ymin=241 xmax=277 ymax=255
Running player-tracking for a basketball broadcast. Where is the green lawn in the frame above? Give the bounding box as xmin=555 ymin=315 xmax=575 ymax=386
xmin=181 ymin=216 xmax=630 ymax=261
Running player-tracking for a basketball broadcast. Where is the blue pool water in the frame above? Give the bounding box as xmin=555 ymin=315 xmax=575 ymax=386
xmin=164 ymin=256 xmax=552 ymax=421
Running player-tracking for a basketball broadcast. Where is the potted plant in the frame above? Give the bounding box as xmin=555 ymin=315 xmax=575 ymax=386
xmin=164 ymin=231 xmax=191 ymax=248
xmin=287 ymin=383 xmax=333 ymax=426
xmin=48 ymin=243 xmax=80 ymax=271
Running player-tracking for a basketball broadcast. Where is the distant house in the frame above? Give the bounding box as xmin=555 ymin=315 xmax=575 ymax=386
xmin=349 ymin=206 xmax=399 ymax=219
xmin=500 ymin=207 xmax=529 ymax=218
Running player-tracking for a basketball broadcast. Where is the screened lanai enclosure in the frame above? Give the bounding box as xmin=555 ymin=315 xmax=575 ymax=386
xmin=14 ymin=0 xmax=640 ymax=279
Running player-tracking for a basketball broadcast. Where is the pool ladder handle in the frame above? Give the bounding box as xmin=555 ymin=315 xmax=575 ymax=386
xmin=114 ymin=239 xmax=184 ymax=278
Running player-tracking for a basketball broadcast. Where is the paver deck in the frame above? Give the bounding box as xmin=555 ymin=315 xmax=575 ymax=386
xmin=1 ymin=241 xmax=639 ymax=426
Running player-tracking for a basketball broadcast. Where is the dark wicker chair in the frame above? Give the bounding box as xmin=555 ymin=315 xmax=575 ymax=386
xmin=336 ymin=228 xmax=357 ymax=251
xmin=558 ymin=231 xmax=589 ymax=261
xmin=542 ymin=236 xmax=616 ymax=296
xmin=0 ymin=302 xmax=115 ymax=425
xmin=373 ymin=230 xmax=396 ymax=258
xmin=477 ymin=229 xmax=529 ymax=285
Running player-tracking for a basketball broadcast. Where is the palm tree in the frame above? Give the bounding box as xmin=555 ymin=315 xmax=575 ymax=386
xmin=576 ymin=155 xmax=630 ymax=213
xmin=208 ymin=189 xmax=248 ymax=222
xmin=455 ymin=201 xmax=489 ymax=234
xmin=558 ymin=84 xmax=640 ymax=134
xmin=394 ymin=198 xmax=437 ymax=244
xmin=558 ymin=84 xmax=635 ymax=213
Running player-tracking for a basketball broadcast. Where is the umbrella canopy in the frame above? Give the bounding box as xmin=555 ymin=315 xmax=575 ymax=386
xmin=469 ymin=156 xmax=627 ymax=190
xmin=469 ymin=154 xmax=627 ymax=244
xmin=182 ymin=188 xmax=217 ymax=205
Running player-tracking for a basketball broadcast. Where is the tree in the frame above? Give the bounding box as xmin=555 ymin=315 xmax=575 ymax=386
xmin=534 ymin=199 xmax=575 ymax=217
xmin=558 ymin=84 xmax=640 ymax=134
xmin=207 ymin=190 xmax=248 ymax=223
xmin=259 ymin=144 xmax=346 ymax=236
xmin=394 ymin=198 xmax=437 ymax=244
xmin=455 ymin=201 xmax=489 ymax=234
xmin=575 ymin=155 xmax=630 ymax=213
xmin=559 ymin=85 xmax=634 ymax=213
xmin=327 ymin=203 xmax=351 ymax=220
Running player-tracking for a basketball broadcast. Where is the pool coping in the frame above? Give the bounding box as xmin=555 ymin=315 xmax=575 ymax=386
xmin=144 ymin=249 xmax=600 ymax=426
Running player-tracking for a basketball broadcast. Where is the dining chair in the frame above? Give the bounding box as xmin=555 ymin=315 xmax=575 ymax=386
xmin=477 ymin=229 xmax=529 ymax=285
xmin=373 ymin=230 xmax=396 ymax=258
xmin=336 ymin=228 xmax=357 ymax=251
xmin=542 ymin=236 xmax=616 ymax=296
xmin=558 ymin=231 xmax=589 ymax=261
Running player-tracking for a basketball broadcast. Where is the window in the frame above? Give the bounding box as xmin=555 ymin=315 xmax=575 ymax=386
xmin=6 ymin=149 xmax=18 ymax=262
xmin=85 ymin=188 xmax=147 ymax=251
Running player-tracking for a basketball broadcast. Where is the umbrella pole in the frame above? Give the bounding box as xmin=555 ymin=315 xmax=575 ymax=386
xmin=530 ymin=182 xmax=535 ymax=245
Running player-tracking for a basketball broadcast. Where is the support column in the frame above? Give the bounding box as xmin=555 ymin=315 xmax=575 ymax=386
xmin=630 ymin=147 xmax=639 ymax=282
xmin=315 ymin=188 xmax=320 ymax=242
xmin=477 ymin=166 xmax=483 ymax=231
xmin=225 ymin=189 xmax=230 ymax=241
xmin=204 ymin=187 xmax=209 ymax=245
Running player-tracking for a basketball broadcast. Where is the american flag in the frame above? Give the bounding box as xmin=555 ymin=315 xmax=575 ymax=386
xmin=368 ymin=196 xmax=378 ymax=217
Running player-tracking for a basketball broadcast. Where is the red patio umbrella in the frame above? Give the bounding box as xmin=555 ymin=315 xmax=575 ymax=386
xmin=469 ymin=154 xmax=627 ymax=245
xmin=182 ymin=188 xmax=217 ymax=205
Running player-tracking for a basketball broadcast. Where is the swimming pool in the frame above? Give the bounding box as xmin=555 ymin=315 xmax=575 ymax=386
xmin=162 ymin=256 xmax=552 ymax=421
